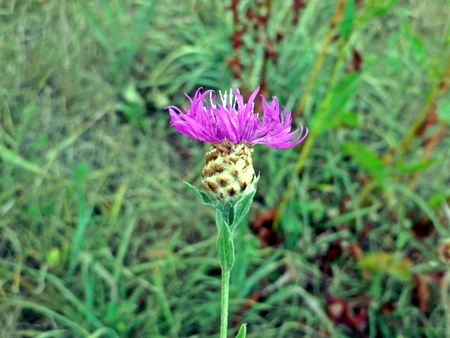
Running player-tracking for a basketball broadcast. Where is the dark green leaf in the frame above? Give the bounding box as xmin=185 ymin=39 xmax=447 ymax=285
xmin=311 ymin=74 xmax=360 ymax=136
xmin=281 ymin=200 xmax=303 ymax=250
xmin=328 ymin=74 xmax=360 ymax=114
xmin=339 ymin=0 xmax=356 ymax=39
xmin=341 ymin=142 xmax=387 ymax=182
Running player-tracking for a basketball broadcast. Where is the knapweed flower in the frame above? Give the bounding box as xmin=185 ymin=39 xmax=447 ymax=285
xmin=166 ymin=87 xmax=308 ymax=203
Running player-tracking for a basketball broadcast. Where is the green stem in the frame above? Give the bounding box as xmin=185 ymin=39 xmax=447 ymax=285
xmin=220 ymin=268 xmax=231 ymax=338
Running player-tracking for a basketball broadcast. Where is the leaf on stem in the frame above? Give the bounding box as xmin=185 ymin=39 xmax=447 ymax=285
xmin=230 ymin=189 xmax=257 ymax=233
xmin=183 ymin=181 xmax=215 ymax=206
xmin=235 ymin=323 xmax=247 ymax=338
xmin=217 ymin=220 xmax=235 ymax=272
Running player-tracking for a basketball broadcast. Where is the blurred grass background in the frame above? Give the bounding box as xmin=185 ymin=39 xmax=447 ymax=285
xmin=1 ymin=0 xmax=450 ymax=337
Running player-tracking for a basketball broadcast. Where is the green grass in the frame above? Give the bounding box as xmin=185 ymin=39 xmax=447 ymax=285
xmin=1 ymin=0 xmax=450 ymax=337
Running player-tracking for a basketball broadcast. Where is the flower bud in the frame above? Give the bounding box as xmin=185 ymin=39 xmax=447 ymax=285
xmin=202 ymin=142 xmax=257 ymax=203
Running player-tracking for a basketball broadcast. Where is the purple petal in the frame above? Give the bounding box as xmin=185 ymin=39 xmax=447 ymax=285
xmin=165 ymin=87 xmax=308 ymax=149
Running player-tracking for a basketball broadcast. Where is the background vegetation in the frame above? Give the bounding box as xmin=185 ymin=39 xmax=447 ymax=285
xmin=1 ymin=0 xmax=450 ymax=337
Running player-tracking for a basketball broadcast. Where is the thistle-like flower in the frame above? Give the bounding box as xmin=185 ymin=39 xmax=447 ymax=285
xmin=167 ymin=87 xmax=308 ymax=203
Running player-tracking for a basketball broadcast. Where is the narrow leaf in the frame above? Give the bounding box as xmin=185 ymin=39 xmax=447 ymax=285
xmin=328 ymin=74 xmax=360 ymax=114
xmin=311 ymin=74 xmax=360 ymax=136
xmin=341 ymin=142 xmax=387 ymax=182
xmin=217 ymin=222 xmax=235 ymax=272
xmin=396 ymin=160 xmax=436 ymax=174
xmin=230 ymin=189 xmax=256 ymax=233
xmin=69 ymin=195 xmax=93 ymax=274
xmin=215 ymin=208 xmax=223 ymax=232
xmin=235 ymin=323 xmax=247 ymax=338
xmin=0 ymin=145 xmax=43 ymax=174
xmin=219 ymin=204 xmax=235 ymax=227
xmin=183 ymin=181 xmax=214 ymax=206
xmin=339 ymin=0 xmax=356 ymax=39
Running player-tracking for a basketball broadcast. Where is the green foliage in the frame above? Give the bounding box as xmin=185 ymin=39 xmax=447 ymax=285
xmin=0 ymin=144 xmax=43 ymax=175
xmin=310 ymin=73 xmax=360 ymax=137
xmin=185 ymin=181 xmax=256 ymax=272
xmin=1 ymin=0 xmax=449 ymax=337
xmin=217 ymin=212 xmax=236 ymax=272
xmin=438 ymin=97 xmax=450 ymax=125
xmin=359 ymin=252 xmax=413 ymax=282
xmin=235 ymin=323 xmax=247 ymax=338
xmin=81 ymin=0 xmax=158 ymax=85
xmin=338 ymin=0 xmax=356 ymax=39
xmin=341 ymin=142 xmax=387 ymax=183
xmin=69 ymin=163 xmax=93 ymax=274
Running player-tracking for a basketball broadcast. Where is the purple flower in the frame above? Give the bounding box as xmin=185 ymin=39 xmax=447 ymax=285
xmin=166 ymin=87 xmax=308 ymax=149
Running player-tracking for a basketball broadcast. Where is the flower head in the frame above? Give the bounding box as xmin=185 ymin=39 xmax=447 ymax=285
xmin=167 ymin=87 xmax=308 ymax=203
xmin=166 ymin=87 xmax=307 ymax=149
